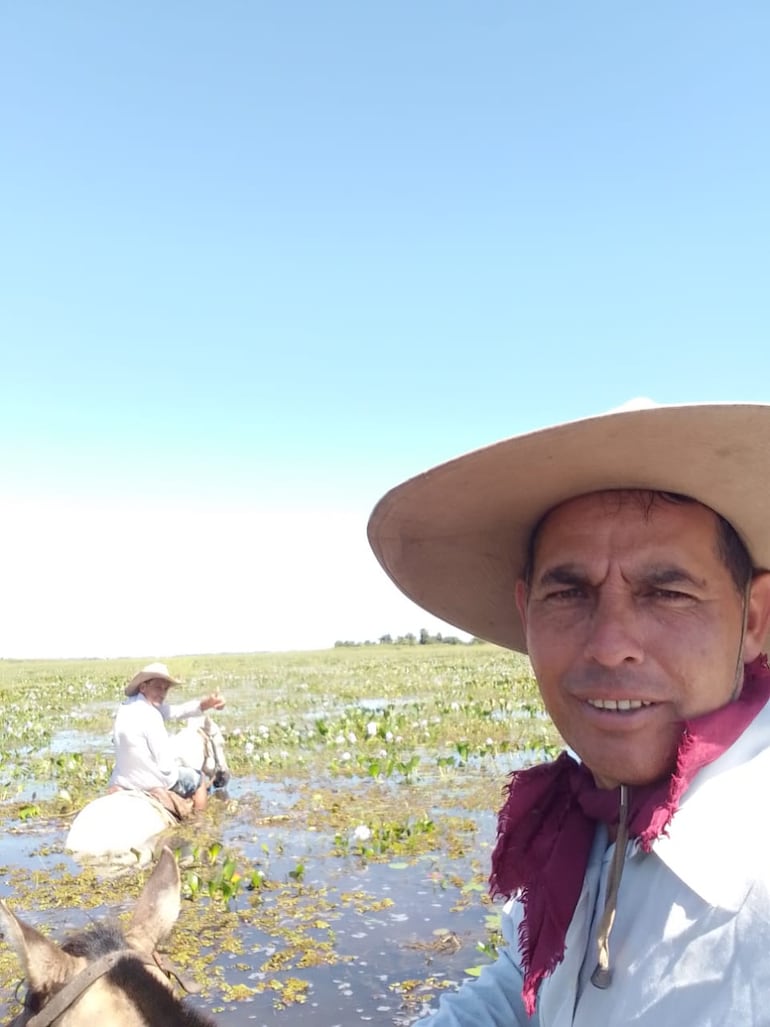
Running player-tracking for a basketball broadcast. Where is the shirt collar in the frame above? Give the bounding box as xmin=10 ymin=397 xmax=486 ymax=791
xmin=650 ymin=696 xmax=770 ymax=910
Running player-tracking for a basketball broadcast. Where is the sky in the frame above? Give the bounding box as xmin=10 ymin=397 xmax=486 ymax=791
xmin=1 ymin=2 xmax=769 ymax=659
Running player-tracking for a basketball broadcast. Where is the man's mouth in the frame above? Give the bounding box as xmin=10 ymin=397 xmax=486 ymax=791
xmin=586 ymin=698 xmax=655 ymax=711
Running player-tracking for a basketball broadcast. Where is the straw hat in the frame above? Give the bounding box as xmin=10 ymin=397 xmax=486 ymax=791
xmin=125 ymin=662 xmax=183 ymax=697
xmin=367 ymin=400 xmax=770 ymax=653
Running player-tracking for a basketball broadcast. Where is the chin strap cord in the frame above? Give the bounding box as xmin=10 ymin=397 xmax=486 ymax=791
xmin=591 ymin=783 xmax=629 ymax=989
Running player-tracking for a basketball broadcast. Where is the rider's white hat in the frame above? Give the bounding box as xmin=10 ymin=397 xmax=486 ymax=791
xmin=125 ymin=662 xmax=183 ymax=697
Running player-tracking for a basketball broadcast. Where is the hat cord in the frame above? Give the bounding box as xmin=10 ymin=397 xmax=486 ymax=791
xmin=729 ymin=581 xmax=753 ymax=702
xmin=590 ymin=783 xmax=629 ymax=990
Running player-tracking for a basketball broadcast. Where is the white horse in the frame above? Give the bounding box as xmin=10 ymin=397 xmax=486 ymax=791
xmin=171 ymin=714 xmax=230 ymax=791
xmin=65 ymin=715 xmax=230 ymax=863
xmin=1 ymin=846 xmax=218 ymax=1026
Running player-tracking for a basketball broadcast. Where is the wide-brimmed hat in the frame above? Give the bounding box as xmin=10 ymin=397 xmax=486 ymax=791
xmin=367 ymin=400 xmax=770 ymax=653
xmin=125 ymin=662 xmax=183 ymax=697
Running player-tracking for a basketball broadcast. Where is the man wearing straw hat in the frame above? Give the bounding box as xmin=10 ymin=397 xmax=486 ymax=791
xmin=368 ymin=400 xmax=770 ymax=1025
xmin=109 ymin=661 xmax=225 ymax=812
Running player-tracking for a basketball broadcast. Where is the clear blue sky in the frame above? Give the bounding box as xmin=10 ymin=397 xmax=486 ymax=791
xmin=1 ymin=2 xmax=768 ymax=658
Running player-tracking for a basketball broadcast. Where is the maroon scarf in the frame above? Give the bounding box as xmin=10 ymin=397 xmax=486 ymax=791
xmin=489 ymin=655 xmax=770 ymax=1016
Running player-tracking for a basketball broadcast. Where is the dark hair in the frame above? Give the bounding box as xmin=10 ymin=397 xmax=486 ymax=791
xmin=522 ymin=490 xmax=753 ymax=595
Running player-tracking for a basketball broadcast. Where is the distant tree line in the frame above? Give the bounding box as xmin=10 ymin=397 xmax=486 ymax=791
xmin=333 ymin=629 xmax=487 ymax=648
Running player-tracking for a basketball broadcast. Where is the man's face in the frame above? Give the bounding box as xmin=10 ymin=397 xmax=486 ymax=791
xmin=139 ymin=678 xmax=172 ymax=707
xmin=515 ymin=491 xmax=770 ymax=789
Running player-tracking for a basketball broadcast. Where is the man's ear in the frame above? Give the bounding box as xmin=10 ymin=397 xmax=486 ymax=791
xmin=742 ymin=572 xmax=770 ymax=663
xmin=515 ymin=580 xmax=529 ymax=638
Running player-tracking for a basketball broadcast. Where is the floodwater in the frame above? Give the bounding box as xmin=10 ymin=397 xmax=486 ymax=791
xmin=0 ymin=760 xmax=511 ymax=1026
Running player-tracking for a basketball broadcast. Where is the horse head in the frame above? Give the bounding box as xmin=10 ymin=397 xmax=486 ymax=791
xmin=200 ymin=715 xmax=231 ymax=790
xmin=170 ymin=716 xmax=231 ymax=791
xmin=0 ymin=847 xmax=217 ymax=1026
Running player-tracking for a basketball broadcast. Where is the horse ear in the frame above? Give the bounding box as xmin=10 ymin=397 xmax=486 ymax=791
xmin=0 ymin=899 xmax=81 ymax=993
xmin=124 ymin=846 xmax=181 ymax=954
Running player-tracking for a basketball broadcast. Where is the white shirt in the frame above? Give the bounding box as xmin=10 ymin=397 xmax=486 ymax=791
xmin=417 ymin=696 xmax=770 ymax=1026
xmin=109 ymin=694 xmax=203 ymax=792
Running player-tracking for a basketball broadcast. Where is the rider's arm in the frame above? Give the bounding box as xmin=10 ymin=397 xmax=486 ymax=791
xmin=161 ymin=698 xmax=209 ymax=721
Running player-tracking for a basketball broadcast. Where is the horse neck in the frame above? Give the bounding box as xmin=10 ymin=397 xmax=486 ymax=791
xmin=201 ymin=720 xmax=227 ymax=774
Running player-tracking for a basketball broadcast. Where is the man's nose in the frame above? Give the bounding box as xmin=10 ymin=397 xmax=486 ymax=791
xmin=582 ymin=592 xmax=644 ymax=667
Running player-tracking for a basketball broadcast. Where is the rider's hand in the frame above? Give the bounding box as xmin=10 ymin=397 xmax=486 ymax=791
xmin=200 ymin=693 xmax=226 ymax=712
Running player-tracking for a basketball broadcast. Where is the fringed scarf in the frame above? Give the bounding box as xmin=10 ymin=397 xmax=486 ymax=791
xmin=489 ymin=654 xmax=770 ymax=1016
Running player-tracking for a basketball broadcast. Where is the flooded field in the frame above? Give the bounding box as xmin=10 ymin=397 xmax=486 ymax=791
xmin=0 ymin=644 xmax=562 ymax=1025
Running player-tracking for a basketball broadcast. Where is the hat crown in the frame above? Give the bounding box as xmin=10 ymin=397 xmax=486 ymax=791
xmin=606 ymin=396 xmax=657 ymax=413
xmin=140 ymin=661 xmax=172 ymax=676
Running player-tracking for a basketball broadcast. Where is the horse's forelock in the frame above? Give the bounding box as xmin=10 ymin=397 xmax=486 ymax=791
xmin=62 ymin=923 xmax=127 ymax=959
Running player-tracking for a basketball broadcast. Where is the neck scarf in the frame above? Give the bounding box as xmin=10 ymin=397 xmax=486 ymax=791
xmin=489 ymin=655 xmax=770 ymax=1016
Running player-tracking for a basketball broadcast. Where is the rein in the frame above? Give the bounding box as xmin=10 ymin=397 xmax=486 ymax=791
xmin=11 ymin=948 xmax=201 ymax=1027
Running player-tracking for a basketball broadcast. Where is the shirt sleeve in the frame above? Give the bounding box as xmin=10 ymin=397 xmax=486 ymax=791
xmin=412 ymin=902 xmax=534 ymax=1027
xmin=161 ymin=698 xmax=204 ymax=721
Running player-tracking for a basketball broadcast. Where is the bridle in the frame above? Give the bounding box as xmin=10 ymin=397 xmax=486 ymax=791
xmin=9 ymin=949 xmax=200 ymax=1027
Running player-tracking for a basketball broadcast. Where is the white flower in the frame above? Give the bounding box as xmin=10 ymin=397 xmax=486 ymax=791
xmin=244 ymin=741 xmax=254 ymax=755
xmin=340 ymin=751 xmax=351 ymax=762
xmin=353 ymin=824 xmax=371 ymax=843
xmin=485 ymin=737 xmax=494 ymax=747
xmin=385 ymin=731 xmax=394 ymax=742
xmin=450 ymin=701 xmax=460 ymax=711
xmin=335 ymin=732 xmax=346 ymax=745
xmin=366 ymin=721 xmax=378 ymax=737
xmin=347 ymin=731 xmax=357 ymax=744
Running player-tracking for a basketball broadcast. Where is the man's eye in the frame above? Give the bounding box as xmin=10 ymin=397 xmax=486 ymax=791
xmin=650 ymin=588 xmax=693 ymax=601
xmin=544 ymin=587 xmax=585 ymax=600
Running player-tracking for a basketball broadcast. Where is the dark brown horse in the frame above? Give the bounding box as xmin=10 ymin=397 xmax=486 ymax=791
xmin=0 ymin=847 xmax=216 ymax=1026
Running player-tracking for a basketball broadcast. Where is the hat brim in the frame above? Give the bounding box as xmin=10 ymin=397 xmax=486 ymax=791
xmin=125 ymin=671 xmax=182 ymax=698
xmin=367 ymin=402 xmax=770 ymax=653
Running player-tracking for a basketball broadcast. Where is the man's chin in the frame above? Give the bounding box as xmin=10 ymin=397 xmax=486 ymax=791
xmin=589 ymin=762 xmax=675 ymax=790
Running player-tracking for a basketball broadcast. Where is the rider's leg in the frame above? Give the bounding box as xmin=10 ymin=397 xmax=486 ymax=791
xmin=192 ymin=774 xmax=209 ymax=812
xmin=172 ymin=766 xmax=205 ymax=810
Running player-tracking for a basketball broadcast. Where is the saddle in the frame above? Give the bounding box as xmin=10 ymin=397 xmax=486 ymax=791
xmin=146 ymin=787 xmax=195 ymax=821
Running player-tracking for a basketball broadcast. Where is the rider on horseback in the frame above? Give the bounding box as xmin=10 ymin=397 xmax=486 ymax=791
xmin=109 ymin=662 xmax=226 ymax=813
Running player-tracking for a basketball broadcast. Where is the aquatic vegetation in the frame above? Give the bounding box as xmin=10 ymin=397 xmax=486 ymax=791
xmin=0 ymin=644 xmax=562 ymax=1025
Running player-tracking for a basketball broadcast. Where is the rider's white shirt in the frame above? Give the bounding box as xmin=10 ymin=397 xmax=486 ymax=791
xmin=415 ymin=695 xmax=770 ymax=1026
xmin=109 ymin=694 xmax=202 ymax=791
